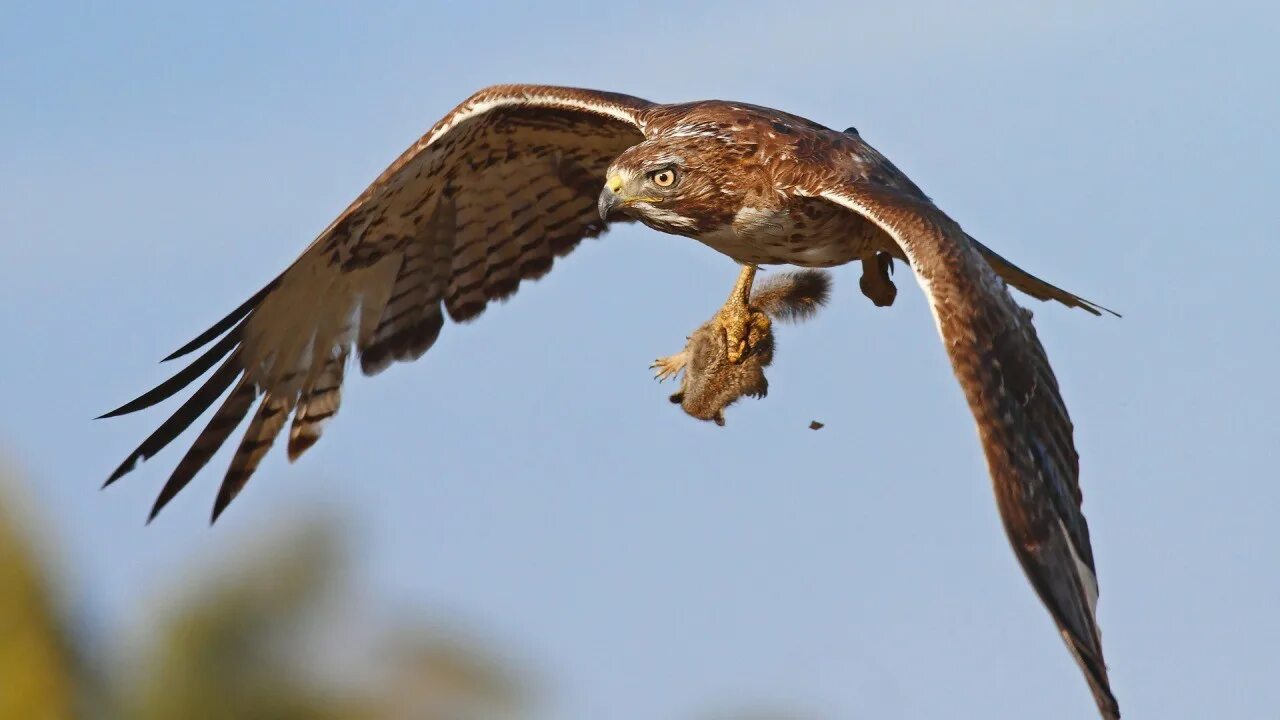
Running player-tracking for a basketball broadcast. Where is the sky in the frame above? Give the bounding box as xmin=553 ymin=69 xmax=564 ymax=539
xmin=2 ymin=1 xmax=1278 ymax=718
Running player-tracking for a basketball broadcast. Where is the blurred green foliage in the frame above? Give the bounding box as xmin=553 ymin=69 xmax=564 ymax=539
xmin=0 ymin=483 xmax=80 ymax=720
xmin=1 ymin=465 xmax=806 ymax=720
xmin=0 ymin=468 xmax=525 ymax=720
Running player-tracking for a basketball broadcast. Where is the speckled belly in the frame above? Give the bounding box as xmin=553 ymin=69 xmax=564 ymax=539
xmin=695 ymin=197 xmax=895 ymax=267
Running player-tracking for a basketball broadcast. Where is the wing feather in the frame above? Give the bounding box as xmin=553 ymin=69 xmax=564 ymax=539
xmin=160 ymin=278 xmax=281 ymax=362
xmin=818 ymin=182 xmax=1119 ymax=720
xmin=213 ymin=393 xmax=291 ymax=522
xmin=103 ymin=353 xmax=244 ymax=487
xmin=148 ymin=377 xmax=257 ymax=521
xmin=359 ymin=213 xmax=448 ymax=371
xmin=103 ymin=85 xmax=653 ymax=520
xmin=98 ymin=328 xmax=243 ymax=419
xmin=288 ymin=348 xmax=347 ymax=462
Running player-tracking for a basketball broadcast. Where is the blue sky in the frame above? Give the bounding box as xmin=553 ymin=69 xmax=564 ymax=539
xmin=2 ymin=1 xmax=1277 ymax=717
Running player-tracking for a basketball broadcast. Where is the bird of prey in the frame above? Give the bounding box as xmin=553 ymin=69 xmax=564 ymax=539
xmin=101 ymin=84 xmax=1119 ymax=718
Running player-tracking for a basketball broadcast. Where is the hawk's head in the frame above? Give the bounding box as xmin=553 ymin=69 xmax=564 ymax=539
xmin=598 ymin=132 xmax=760 ymax=237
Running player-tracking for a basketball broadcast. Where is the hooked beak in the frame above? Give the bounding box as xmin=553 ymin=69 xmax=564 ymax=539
xmin=598 ymin=174 xmax=625 ymax=222
xmin=598 ymin=187 xmax=620 ymax=223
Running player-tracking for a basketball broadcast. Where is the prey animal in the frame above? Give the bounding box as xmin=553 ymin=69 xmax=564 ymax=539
xmin=101 ymin=85 xmax=1120 ymax=718
xmin=654 ymin=268 xmax=831 ymax=426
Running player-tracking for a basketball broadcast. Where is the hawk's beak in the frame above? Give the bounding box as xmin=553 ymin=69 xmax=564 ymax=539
xmin=598 ymin=187 xmax=620 ymax=223
xmin=598 ymin=174 xmax=625 ymax=222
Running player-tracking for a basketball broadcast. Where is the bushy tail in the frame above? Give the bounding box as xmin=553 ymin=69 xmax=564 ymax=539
xmin=750 ymin=269 xmax=832 ymax=323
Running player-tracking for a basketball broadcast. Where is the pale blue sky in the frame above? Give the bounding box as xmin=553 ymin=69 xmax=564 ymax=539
xmin=2 ymin=2 xmax=1277 ymax=718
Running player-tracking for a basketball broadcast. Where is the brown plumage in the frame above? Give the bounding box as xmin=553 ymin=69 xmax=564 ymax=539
xmin=654 ymin=269 xmax=831 ymax=425
xmin=101 ymin=84 xmax=1118 ymax=717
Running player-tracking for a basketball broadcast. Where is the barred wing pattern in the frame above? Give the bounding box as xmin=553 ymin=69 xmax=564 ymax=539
xmin=102 ymin=85 xmax=653 ymax=521
xmin=817 ymin=183 xmax=1120 ymax=720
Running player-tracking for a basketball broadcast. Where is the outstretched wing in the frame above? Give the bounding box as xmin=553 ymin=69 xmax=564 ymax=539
xmin=102 ymin=84 xmax=654 ymax=522
xmin=816 ymin=181 xmax=1120 ymax=720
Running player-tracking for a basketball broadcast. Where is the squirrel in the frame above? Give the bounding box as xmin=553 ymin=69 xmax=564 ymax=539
xmin=652 ymin=269 xmax=831 ymax=426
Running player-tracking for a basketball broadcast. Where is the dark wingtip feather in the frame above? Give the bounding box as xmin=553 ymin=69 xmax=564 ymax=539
xmin=161 ymin=277 xmax=279 ymax=362
xmin=102 ymin=456 xmax=141 ymax=488
xmin=1066 ymin=633 xmax=1121 ymax=719
xmin=99 ymin=330 xmax=241 ymax=419
xmin=211 ymin=467 xmax=251 ymax=524
xmin=208 ymin=397 xmax=289 ymax=524
xmin=210 ymin=481 xmax=243 ymax=524
xmin=144 ymin=380 xmax=258 ymax=521
xmin=101 ymin=356 xmax=244 ymax=488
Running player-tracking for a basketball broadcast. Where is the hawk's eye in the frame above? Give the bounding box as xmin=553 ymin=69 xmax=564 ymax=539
xmin=650 ymin=168 xmax=678 ymax=188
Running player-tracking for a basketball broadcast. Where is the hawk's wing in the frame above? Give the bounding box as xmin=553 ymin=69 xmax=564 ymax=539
xmin=102 ymin=84 xmax=654 ymax=521
xmin=816 ymin=182 xmax=1120 ymax=720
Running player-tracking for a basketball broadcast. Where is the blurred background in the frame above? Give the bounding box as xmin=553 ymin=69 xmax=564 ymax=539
xmin=1 ymin=472 xmax=527 ymax=719
xmin=1 ymin=2 xmax=1276 ymax=718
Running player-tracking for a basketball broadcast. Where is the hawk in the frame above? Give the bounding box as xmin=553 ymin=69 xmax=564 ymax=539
xmin=101 ymin=85 xmax=1120 ymax=718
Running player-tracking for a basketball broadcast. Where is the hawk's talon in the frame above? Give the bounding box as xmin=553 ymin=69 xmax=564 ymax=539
xmin=723 ymin=310 xmax=772 ymax=363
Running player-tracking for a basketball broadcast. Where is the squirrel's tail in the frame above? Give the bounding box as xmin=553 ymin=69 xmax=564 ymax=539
xmin=750 ymin=269 xmax=832 ymax=323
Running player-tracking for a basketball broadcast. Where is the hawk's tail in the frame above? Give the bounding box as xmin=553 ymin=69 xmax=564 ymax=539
xmin=969 ymin=235 xmax=1119 ymax=317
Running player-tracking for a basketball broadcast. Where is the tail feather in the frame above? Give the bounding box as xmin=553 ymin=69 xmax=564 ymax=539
xmin=970 ymin=235 xmax=1119 ymax=317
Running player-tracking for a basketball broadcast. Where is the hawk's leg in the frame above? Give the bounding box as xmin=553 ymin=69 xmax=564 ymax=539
xmin=859 ymin=251 xmax=898 ymax=307
xmin=718 ymin=264 xmax=769 ymax=364
xmin=651 ymin=350 xmax=689 ymax=382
